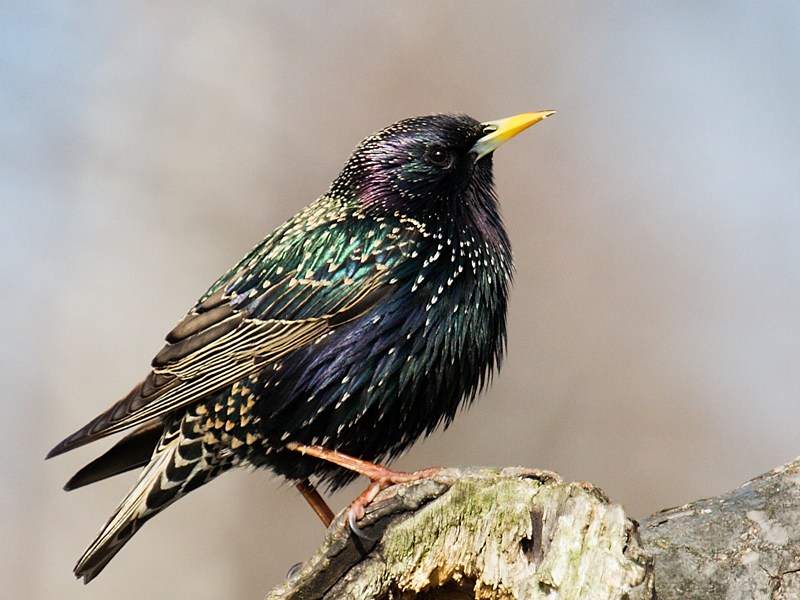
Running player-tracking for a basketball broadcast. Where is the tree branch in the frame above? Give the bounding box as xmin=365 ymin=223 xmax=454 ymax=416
xmin=265 ymin=458 xmax=800 ymax=599
xmin=266 ymin=467 xmax=653 ymax=599
xmin=639 ymin=456 xmax=800 ymax=598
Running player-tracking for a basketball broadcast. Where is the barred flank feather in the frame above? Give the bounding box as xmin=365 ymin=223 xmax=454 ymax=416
xmin=75 ymin=412 xmax=228 ymax=583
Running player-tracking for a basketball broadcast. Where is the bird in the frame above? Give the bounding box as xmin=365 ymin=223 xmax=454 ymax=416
xmin=47 ymin=110 xmax=555 ymax=583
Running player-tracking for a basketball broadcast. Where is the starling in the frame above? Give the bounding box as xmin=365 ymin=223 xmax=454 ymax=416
xmin=47 ymin=110 xmax=555 ymax=583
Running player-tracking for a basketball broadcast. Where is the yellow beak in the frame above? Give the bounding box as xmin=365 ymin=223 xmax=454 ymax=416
xmin=471 ymin=111 xmax=556 ymax=161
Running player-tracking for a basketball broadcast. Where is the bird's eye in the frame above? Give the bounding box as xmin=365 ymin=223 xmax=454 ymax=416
xmin=426 ymin=145 xmax=453 ymax=168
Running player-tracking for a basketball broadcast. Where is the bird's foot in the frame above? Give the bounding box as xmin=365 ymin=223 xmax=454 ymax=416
xmin=343 ymin=465 xmax=441 ymax=540
xmin=286 ymin=442 xmax=441 ymax=538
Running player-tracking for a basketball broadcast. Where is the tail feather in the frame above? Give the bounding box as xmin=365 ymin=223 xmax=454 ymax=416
xmin=74 ymin=415 xmax=224 ymax=583
xmin=64 ymin=419 xmax=164 ymax=491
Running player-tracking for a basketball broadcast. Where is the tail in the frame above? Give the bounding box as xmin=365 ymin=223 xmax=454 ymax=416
xmin=64 ymin=419 xmax=164 ymax=491
xmin=74 ymin=415 xmax=228 ymax=583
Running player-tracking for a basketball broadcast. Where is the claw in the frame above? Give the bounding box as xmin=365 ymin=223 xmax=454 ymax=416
xmin=285 ymin=562 xmax=303 ymax=580
xmin=347 ymin=508 xmax=378 ymax=541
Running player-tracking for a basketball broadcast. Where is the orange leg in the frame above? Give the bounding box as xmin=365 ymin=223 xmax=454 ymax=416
xmin=295 ymin=478 xmax=335 ymax=527
xmin=286 ymin=442 xmax=441 ymax=532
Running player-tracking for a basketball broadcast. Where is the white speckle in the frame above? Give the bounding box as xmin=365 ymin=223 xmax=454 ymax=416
xmin=342 ymin=375 xmax=350 ymax=384
xmin=431 ymin=295 xmax=438 ymax=305
xmin=280 ymin=432 xmax=291 ymax=441
xmin=334 ymin=392 xmax=351 ymax=410
xmin=388 ymin=347 xmax=395 ymax=355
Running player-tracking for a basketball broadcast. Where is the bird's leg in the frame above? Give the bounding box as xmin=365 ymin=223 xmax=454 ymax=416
xmin=294 ymin=478 xmax=335 ymax=527
xmin=286 ymin=442 xmax=441 ymax=527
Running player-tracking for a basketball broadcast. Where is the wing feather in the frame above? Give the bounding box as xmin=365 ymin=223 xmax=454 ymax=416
xmin=47 ymin=207 xmax=417 ymax=459
xmin=47 ymin=269 xmax=391 ymax=457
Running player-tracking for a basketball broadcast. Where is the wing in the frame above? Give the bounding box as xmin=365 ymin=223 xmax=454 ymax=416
xmin=48 ymin=203 xmax=416 ymax=458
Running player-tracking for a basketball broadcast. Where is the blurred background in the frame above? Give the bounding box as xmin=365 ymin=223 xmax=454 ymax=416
xmin=3 ymin=2 xmax=799 ymax=598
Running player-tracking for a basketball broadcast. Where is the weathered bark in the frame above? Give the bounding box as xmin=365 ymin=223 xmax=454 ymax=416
xmin=639 ymin=457 xmax=800 ymax=599
xmin=265 ymin=458 xmax=800 ymax=599
xmin=266 ymin=467 xmax=653 ymax=599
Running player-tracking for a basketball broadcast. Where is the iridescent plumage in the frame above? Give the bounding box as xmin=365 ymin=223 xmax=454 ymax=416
xmin=47 ymin=111 xmax=553 ymax=582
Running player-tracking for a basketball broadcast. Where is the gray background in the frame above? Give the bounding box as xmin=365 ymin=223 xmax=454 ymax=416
xmin=3 ymin=2 xmax=799 ymax=598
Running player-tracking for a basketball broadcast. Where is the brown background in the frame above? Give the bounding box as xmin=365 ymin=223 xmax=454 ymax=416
xmin=3 ymin=2 xmax=800 ymax=598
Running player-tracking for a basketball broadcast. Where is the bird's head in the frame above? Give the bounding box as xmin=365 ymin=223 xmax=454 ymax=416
xmin=331 ymin=112 xmax=554 ymax=221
